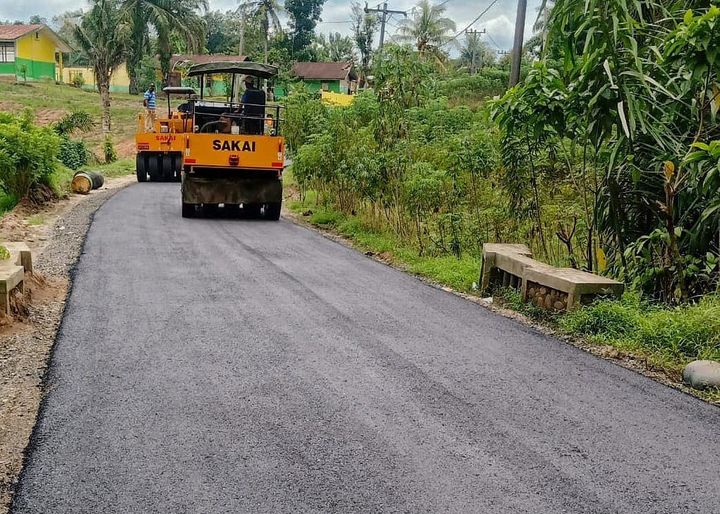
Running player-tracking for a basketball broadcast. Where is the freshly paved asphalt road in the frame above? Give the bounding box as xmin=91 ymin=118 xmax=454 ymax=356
xmin=13 ymin=184 xmax=720 ymax=513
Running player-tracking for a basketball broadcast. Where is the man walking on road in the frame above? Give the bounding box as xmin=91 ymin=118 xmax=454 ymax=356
xmin=143 ymin=83 xmax=157 ymax=132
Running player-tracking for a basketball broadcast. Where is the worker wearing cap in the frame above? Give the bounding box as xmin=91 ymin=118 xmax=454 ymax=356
xmin=143 ymin=83 xmax=157 ymax=132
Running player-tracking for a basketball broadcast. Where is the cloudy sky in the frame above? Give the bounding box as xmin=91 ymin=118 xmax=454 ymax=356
xmin=0 ymin=0 xmax=542 ymax=52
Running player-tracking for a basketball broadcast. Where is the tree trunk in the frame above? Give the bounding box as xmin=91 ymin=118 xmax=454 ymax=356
xmin=128 ymin=10 xmax=145 ymax=95
xmin=264 ymin=33 xmax=269 ymax=64
xmin=157 ymin=26 xmax=172 ymax=87
xmin=99 ymin=79 xmax=112 ymax=133
xmin=128 ymin=69 xmax=139 ymax=96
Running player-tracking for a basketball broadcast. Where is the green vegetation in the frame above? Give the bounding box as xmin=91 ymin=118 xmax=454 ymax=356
xmin=0 ymin=112 xmax=60 ymax=199
xmin=283 ymin=0 xmax=720 ymax=383
xmin=288 ymin=192 xmax=480 ymax=292
xmin=0 ymin=81 xmax=139 ymax=151
xmin=491 ymin=1 xmax=720 ymax=304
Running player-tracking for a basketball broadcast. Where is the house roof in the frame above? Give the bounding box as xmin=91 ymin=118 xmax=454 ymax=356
xmin=291 ymin=62 xmax=357 ymax=81
xmin=170 ymin=54 xmax=249 ymax=68
xmin=0 ymin=24 xmax=72 ymax=52
xmin=0 ymin=24 xmax=43 ymax=40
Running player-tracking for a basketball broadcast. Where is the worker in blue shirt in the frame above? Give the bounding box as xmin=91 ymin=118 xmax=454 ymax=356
xmin=143 ymin=83 xmax=157 ymax=132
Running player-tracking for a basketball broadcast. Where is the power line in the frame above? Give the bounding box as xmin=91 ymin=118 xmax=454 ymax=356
xmin=445 ymin=0 xmax=500 ymax=45
xmin=485 ymin=32 xmax=502 ymax=49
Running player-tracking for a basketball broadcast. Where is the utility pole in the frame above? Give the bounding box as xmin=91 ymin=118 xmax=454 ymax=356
xmin=509 ymin=0 xmax=527 ymax=87
xmin=465 ymin=28 xmax=486 ymax=74
xmin=364 ymin=2 xmax=407 ymax=51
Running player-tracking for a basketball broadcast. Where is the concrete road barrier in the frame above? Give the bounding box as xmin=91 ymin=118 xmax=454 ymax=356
xmin=481 ymin=243 xmax=623 ymax=311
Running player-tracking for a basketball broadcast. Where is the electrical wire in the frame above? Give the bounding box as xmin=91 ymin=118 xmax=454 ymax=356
xmin=445 ymin=0 xmax=500 ymax=45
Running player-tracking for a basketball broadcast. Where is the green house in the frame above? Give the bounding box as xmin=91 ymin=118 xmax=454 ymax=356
xmin=0 ymin=24 xmax=71 ymax=81
xmin=290 ymin=62 xmax=358 ymax=95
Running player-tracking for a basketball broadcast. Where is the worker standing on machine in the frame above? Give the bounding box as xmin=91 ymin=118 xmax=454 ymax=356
xmin=143 ymin=83 xmax=157 ymax=132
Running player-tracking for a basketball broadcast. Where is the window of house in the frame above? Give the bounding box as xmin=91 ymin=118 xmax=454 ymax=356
xmin=0 ymin=42 xmax=15 ymax=63
xmin=321 ymin=82 xmax=330 ymax=91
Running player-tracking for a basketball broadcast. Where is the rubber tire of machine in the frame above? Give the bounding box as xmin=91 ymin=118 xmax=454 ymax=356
xmin=146 ymin=154 xmax=161 ymax=182
xmin=243 ymin=203 xmax=262 ymax=219
xmin=182 ymin=203 xmax=196 ymax=218
xmin=265 ymin=202 xmax=282 ymax=221
xmin=203 ymin=204 xmax=220 ymax=217
xmin=173 ymin=154 xmax=183 ymax=182
xmin=161 ymin=154 xmax=174 ymax=182
xmin=136 ymin=154 xmax=147 ymax=182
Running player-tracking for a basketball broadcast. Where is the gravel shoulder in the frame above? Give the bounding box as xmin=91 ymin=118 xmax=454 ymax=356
xmin=0 ymin=176 xmax=134 ymax=512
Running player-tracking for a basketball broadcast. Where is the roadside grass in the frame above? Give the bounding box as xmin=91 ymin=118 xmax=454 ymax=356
xmin=0 ymin=79 xmax=140 ymax=153
xmin=288 ymin=198 xmax=481 ymax=293
xmin=287 ymin=174 xmax=720 ymax=402
xmin=559 ymin=293 xmax=720 ymax=370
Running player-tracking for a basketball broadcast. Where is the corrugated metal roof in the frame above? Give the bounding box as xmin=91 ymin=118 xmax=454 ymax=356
xmin=0 ymin=24 xmax=43 ymax=41
xmin=291 ymin=62 xmax=357 ymax=81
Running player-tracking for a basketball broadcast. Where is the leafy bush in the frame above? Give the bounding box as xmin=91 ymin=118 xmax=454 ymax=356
xmin=0 ymin=112 xmax=60 ymax=199
xmin=54 ymin=111 xmax=94 ymax=136
xmin=58 ymin=137 xmax=89 ymax=170
xmin=103 ymin=135 xmax=117 ymax=164
xmin=71 ymin=73 xmax=85 ymax=88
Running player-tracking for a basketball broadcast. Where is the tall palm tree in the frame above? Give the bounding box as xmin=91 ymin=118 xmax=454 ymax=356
xmin=397 ymin=0 xmax=456 ymax=59
xmin=238 ymin=0 xmax=282 ymax=64
xmin=122 ymin=0 xmax=207 ymax=94
xmin=74 ymin=0 xmax=128 ymax=133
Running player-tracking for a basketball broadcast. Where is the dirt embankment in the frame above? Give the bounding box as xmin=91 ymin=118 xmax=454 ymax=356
xmin=0 ymin=175 xmax=135 ymax=512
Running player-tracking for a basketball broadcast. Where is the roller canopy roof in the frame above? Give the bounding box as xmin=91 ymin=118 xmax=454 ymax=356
xmin=187 ymin=61 xmax=278 ymax=79
xmin=162 ymin=87 xmax=197 ymax=95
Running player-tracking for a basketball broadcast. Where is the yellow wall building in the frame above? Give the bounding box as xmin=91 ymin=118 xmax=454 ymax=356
xmin=0 ymin=24 xmax=71 ymax=81
xmin=62 ymin=64 xmax=132 ymax=93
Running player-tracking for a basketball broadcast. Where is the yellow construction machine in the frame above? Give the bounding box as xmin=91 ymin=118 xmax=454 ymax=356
xmin=135 ymin=61 xmax=286 ymax=219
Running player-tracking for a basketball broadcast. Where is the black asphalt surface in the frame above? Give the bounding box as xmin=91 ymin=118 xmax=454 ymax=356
xmin=12 ymin=184 xmax=720 ymax=513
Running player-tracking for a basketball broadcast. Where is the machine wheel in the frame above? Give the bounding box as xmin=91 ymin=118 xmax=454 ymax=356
xmin=135 ymin=154 xmax=147 ymax=182
xmin=161 ymin=154 xmax=174 ymax=182
xmin=244 ymin=203 xmax=262 ymax=219
xmin=147 ymin=154 xmax=161 ymax=182
xmin=203 ymin=204 xmax=220 ymax=217
xmin=264 ymin=202 xmax=282 ymax=221
xmin=182 ymin=202 xmax=196 ymax=218
xmin=172 ymin=154 xmax=183 ymax=182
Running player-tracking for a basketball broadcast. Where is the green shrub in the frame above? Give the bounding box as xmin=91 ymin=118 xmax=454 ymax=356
xmin=58 ymin=137 xmax=89 ymax=170
xmin=71 ymin=73 xmax=85 ymax=89
xmin=54 ymin=111 xmax=94 ymax=136
xmin=103 ymin=135 xmax=117 ymax=164
xmin=0 ymin=112 xmax=60 ymax=199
